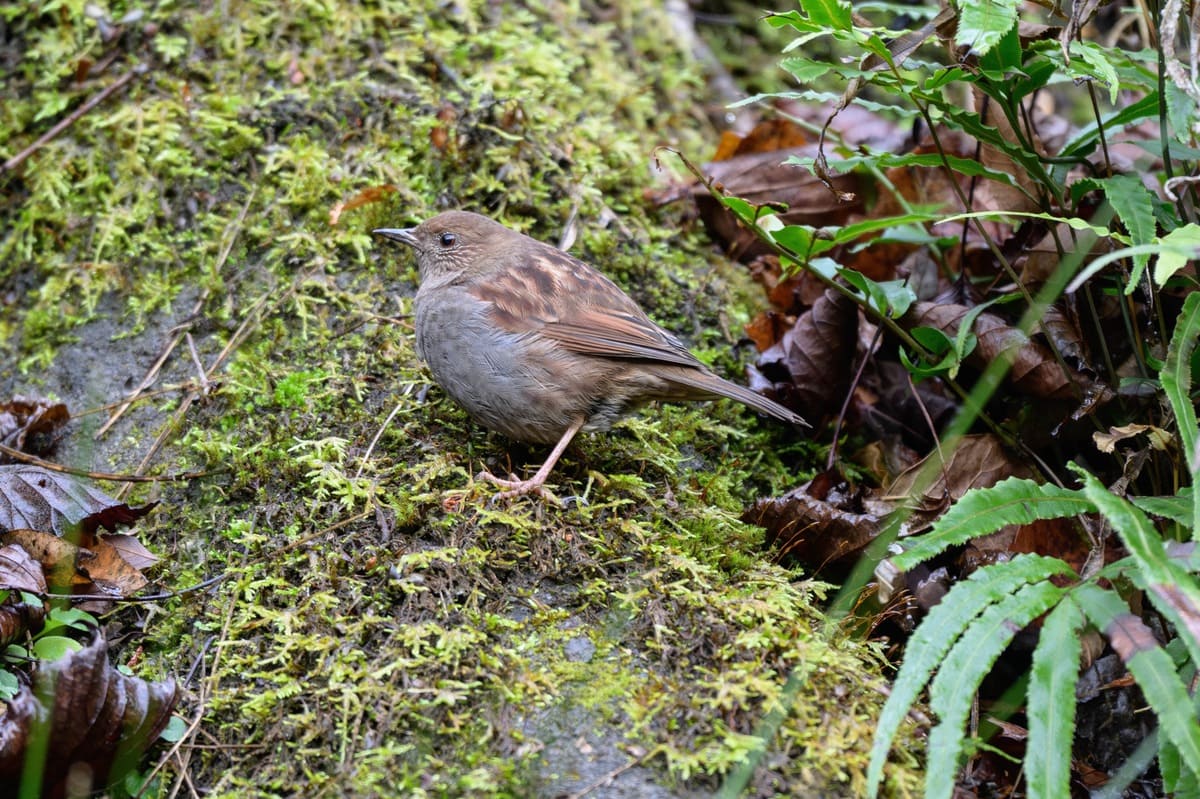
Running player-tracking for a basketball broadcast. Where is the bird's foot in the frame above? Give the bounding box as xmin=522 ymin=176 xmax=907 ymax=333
xmin=477 ymin=470 xmax=549 ymax=500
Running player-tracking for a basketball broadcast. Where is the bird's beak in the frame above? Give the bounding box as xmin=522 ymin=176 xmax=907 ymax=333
xmin=372 ymin=227 xmax=418 ymax=247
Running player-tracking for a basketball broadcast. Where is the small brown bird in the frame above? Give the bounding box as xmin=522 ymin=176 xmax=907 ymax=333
xmin=374 ymin=211 xmax=807 ymax=498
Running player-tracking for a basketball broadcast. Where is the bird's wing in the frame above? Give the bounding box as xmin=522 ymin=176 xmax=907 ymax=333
xmin=469 ymin=247 xmax=704 ymax=368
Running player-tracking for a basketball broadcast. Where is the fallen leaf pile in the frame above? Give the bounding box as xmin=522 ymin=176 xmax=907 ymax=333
xmin=0 ymin=398 xmax=176 ymax=797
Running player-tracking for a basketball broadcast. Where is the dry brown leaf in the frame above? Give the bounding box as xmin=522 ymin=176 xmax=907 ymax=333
xmin=743 ymin=309 xmax=793 ymax=352
xmin=0 ymin=543 xmax=45 ymax=593
xmin=0 ymin=397 xmax=69 ymax=458
xmin=0 ymin=634 xmax=177 ymax=797
xmin=101 ymin=534 xmax=159 ymax=571
xmin=711 ymin=118 xmax=810 ymax=161
xmin=1093 ymin=423 xmax=1172 ymax=454
xmin=889 ymin=434 xmax=1037 ymax=534
xmin=0 ymin=465 xmax=157 ymax=538
xmin=997 ymin=515 xmax=1092 ymax=576
xmin=902 ymin=301 xmax=1088 ymax=400
xmin=77 ymin=537 xmax=149 ymax=596
xmin=328 ymin=184 xmax=398 ymax=226
xmin=744 ymin=473 xmax=892 ymax=570
xmin=0 ymin=544 xmax=48 ymax=648
xmin=857 ymin=365 xmax=957 ymax=453
xmin=747 ymin=288 xmax=859 ymax=422
xmin=1 ymin=529 xmax=147 ymax=597
xmin=2 ymin=529 xmax=87 ymax=590
xmin=693 ymin=145 xmax=861 ymax=262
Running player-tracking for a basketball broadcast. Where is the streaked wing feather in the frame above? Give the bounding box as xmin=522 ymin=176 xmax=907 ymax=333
xmin=471 ymin=245 xmax=704 ymax=368
xmin=538 ymin=313 xmax=702 ymax=367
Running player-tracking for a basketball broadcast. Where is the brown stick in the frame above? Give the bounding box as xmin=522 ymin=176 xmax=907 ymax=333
xmin=0 ymin=442 xmax=212 ymax=482
xmin=2 ymin=66 xmax=142 ymax=173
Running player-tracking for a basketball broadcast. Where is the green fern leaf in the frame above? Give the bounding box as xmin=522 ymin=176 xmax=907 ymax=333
xmin=867 ymin=554 xmax=1074 ymax=796
xmin=1132 ymin=490 xmax=1193 ymax=528
xmin=1077 ymin=467 xmax=1200 ymax=664
xmin=1025 ymin=595 xmax=1085 ymax=799
xmin=925 ymin=580 xmax=1066 ymax=799
xmin=1097 ymin=174 xmax=1158 ymax=287
xmin=891 ymin=477 xmax=1093 ymax=571
xmin=1161 ymin=290 xmax=1200 ymax=537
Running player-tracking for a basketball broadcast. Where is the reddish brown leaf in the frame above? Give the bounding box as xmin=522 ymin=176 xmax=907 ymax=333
xmin=744 ymin=473 xmax=892 ymax=570
xmin=1007 ymin=516 xmax=1092 ymax=575
xmin=0 ymin=530 xmax=148 ymax=597
xmin=0 ymin=634 xmax=177 ymax=797
xmin=1 ymin=530 xmax=86 ymax=590
xmin=328 ymin=184 xmax=398 ymax=226
xmin=711 ymin=118 xmax=810 ymax=161
xmin=76 ymin=537 xmax=149 ymax=596
xmin=743 ymin=310 xmax=790 ymax=352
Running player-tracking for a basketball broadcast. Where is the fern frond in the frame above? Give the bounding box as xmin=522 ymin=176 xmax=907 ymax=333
xmin=1025 ymin=595 xmax=1085 ymax=799
xmin=867 ymin=553 xmax=1075 ymax=796
xmin=891 ymin=478 xmax=1093 ymax=571
xmin=925 ymin=580 xmax=1067 ymax=799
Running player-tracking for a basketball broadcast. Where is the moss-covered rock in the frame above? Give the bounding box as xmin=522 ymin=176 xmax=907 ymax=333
xmin=0 ymin=1 xmax=922 ymax=796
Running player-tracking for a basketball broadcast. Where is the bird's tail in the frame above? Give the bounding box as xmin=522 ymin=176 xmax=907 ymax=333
xmin=665 ymin=369 xmax=810 ymax=428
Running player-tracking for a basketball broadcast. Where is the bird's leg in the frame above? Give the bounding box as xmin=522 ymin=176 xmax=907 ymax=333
xmin=480 ymin=417 xmax=586 ymax=499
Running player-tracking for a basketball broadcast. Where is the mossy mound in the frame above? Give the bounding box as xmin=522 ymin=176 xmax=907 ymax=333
xmin=1 ymin=2 xmax=922 ymax=796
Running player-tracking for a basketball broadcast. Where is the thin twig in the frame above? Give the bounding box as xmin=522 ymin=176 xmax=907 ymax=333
xmin=355 ymin=398 xmax=408 ymax=479
xmin=114 ymin=189 xmax=258 ymax=499
xmin=185 ymin=332 xmax=210 ymax=394
xmin=0 ymin=442 xmax=213 ymax=482
xmin=96 ymin=300 xmax=204 ymax=438
xmin=33 ymin=573 xmax=228 ymax=604
xmin=565 ymin=749 xmax=652 ymax=799
xmin=2 ymin=67 xmax=142 ymax=173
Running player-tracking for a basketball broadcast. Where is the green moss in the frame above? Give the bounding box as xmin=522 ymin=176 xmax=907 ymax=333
xmin=0 ymin=1 xmax=923 ymax=796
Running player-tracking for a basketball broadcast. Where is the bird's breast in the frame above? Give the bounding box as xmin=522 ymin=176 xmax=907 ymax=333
xmin=413 ymin=286 xmax=612 ymax=444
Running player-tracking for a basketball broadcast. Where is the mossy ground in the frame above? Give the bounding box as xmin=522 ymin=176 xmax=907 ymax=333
xmin=2 ymin=2 xmax=922 ymax=796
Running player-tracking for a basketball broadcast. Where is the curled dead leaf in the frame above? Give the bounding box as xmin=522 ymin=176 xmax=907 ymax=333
xmin=0 ymin=398 xmax=69 ymax=458
xmin=0 ymin=634 xmax=177 ymax=797
xmin=0 ymin=543 xmax=46 ymax=593
xmin=748 ymin=288 xmax=859 ymax=422
xmin=0 ymin=544 xmax=48 ymax=648
xmin=1 ymin=529 xmax=148 ymax=598
xmin=744 ymin=472 xmax=893 ymax=571
xmin=888 ymin=434 xmax=1037 ymax=531
xmin=1094 ymin=423 xmax=1172 ymax=454
xmin=901 ymin=301 xmax=1091 ymax=400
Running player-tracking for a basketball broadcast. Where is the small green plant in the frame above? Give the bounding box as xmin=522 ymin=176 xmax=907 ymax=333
xmin=703 ymin=0 xmax=1199 ymax=794
xmin=1 ymin=594 xmax=100 ymax=701
xmin=868 ymin=295 xmax=1200 ymax=796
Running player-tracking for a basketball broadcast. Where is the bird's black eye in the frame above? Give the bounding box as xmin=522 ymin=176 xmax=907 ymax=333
xmin=439 ymin=232 xmax=457 ymax=248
